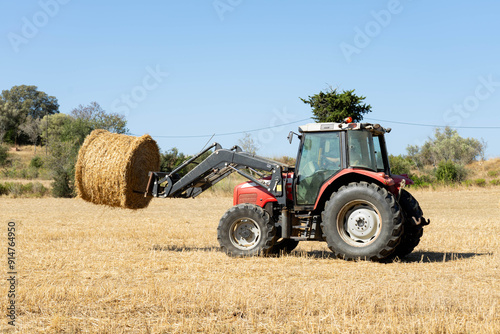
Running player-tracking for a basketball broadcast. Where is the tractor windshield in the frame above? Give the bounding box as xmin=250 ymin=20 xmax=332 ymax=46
xmin=296 ymin=132 xmax=341 ymax=205
xmin=347 ymin=130 xmax=379 ymax=172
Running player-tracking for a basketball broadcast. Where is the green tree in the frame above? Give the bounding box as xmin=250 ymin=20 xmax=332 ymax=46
xmin=160 ymin=148 xmax=213 ymax=178
xmin=389 ymin=155 xmax=415 ymax=176
xmin=46 ymin=140 xmax=79 ymax=197
xmin=238 ymin=133 xmax=258 ymax=155
xmin=301 ymin=88 xmax=372 ymax=123
xmin=19 ymin=116 xmax=41 ymax=153
xmin=40 ymin=114 xmax=73 ymax=154
xmin=0 ymin=101 xmax=22 ymax=144
xmin=42 ymin=103 xmax=128 ymax=197
xmin=41 ymin=103 xmax=126 ymax=151
xmin=70 ymin=102 xmax=128 ymax=134
xmin=0 ymin=145 xmax=9 ymax=167
xmin=160 ymin=148 xmax=188 ymax=174
xmin=0 ymin=85 xmax=59 ymax=144
xmin=407 ymin=127 xmax=485 ymax=167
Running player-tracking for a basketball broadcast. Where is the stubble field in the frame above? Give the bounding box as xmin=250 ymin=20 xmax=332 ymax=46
xmin=0 ymin=188 xmax=499 ymax=333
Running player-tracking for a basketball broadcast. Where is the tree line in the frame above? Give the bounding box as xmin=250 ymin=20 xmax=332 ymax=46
xmin=0 ymin=85 xmax=489 ymax=198
xmin=0 ymin=85 xmax=129 ymax=197
xmin=0 ymin=85 xmax=220 ymax=197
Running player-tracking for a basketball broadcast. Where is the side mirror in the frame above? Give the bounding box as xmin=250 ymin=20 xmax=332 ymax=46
xmin=287 ymin=131 xmax=300 ymax=144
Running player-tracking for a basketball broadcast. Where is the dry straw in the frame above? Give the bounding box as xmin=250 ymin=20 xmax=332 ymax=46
xmin=75 ymin=130 xmax=160 ymax=209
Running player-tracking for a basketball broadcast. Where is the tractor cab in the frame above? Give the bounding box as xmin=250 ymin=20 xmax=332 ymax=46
xmin=294 ymin=120 xmax=392 ymax=208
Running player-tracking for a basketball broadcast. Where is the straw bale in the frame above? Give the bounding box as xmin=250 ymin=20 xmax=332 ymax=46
xmin=75 ymin=130 xmax=160 ymax=209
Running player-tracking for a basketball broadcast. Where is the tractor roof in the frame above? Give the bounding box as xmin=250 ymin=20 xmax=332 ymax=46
xmin=298 ymin=122 xmax=391 ymax=136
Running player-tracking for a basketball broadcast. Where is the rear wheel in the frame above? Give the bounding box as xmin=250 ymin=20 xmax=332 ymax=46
xmin=217 ymin=204 xmax=276 ymax=257
xmin=391 ymin=189 xmax=426 ymax=258
xmin=321 ymin=182 xmax=402 ymax=261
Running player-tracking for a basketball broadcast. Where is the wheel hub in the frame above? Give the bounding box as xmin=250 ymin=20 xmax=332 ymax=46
xmin=355 ymin=217 xmax=368 ymax=231
xmin=230 ymin=218 xmax=261 ymax=250
xmin=239 ymin=227 xmax=251 ymax=239
xmin=347 ymin=207 xmax=378 ymax=240
xmin=337 ymin=200 xmax=382 ymax=247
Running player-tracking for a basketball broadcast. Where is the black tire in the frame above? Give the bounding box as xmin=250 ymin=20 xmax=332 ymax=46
xmin=269 ymin=238 xmax=300 ymax=255
xmin=321 ymin=182 xmax=402 ymax=261
xmin=391 ymin=189 xmax=425 ymax=259
xmin=217 ymin=204 xmax=276 ymax=257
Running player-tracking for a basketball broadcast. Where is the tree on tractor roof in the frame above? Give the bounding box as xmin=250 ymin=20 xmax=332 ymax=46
xmin=300 ymin=87 xmax=372 ymax=123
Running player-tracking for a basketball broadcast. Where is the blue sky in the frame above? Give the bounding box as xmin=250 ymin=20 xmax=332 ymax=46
xmin=1 ymin=0 xmax=499 ymax=158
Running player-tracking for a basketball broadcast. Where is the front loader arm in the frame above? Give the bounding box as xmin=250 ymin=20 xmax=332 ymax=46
xmin=145 ymin=143 xmax=287 ymax=205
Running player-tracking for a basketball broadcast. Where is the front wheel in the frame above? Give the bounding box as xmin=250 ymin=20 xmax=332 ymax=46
xmin=321 ymin=182 xmax=402 ymax=261
xmin=217 ymin=204 xmax=276 ymax=257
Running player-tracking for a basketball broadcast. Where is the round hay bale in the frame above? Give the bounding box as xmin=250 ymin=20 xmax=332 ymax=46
xmin=75 ymin=129 xmax=160 ymax=209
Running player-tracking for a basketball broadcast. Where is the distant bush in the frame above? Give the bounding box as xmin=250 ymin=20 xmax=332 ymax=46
xmin=0 ymin=182 xmax=48 ymax=197
xmin=30 ymin=156 xmax=44 ymax=169
xmin=32 ymin=182 xmax=48 ymax=197
xmin=273 ymin=156 xmax=296 ymax=166
xmin=20 ymin=167 xmax=39 ymax=179
xmin=8 ymin=183 xmax=24 ymax=197
xmin=487 ymin=170 xmax=499 ymax=178
xmin=1 ymin=164 xmax=40 ymax=179
xmin=435 ymin=160 xmax=467 ymax=183
xmin=0 ymin=145 xmax=9 ymax=166
xmin=410 ymin=174 xmax=435 ymax=188
xmin=474 ymin=178 xmax=487 ymax=187
xmin=490 ymin=179 xmax=500 ymax=186
xmin=0 ymin=183 xmax=8 ymax=195
xmin=389 ymin=155 xmax=415 ymax=176
xmin=51 ymin=170 xmax=74 ymax=198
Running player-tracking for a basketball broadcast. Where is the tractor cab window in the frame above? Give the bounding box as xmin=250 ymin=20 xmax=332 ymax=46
xmin=373 ymin=135 xmax=385 ymax=172
xmin=296 ymin=132 xmax=341 ymax=205
xmin=347 ymin=130 xmax=377 ymax=172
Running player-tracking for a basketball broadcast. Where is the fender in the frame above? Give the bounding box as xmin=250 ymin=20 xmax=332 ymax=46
xmin=391 ymin=173 xmax=414 ymax=187
xmin=313 ymin=169 xmax=398 ymax=210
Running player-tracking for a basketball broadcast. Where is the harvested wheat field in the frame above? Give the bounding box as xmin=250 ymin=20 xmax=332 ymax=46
xmin=0 ymin=188 xmax=499 ymax=333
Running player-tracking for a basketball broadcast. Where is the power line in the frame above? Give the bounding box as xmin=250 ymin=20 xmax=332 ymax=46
xmin=148 ymin=117 xmax=312 ymax=139
xmin=137 ymin=116 xmax=500 ymax=139
xmin=364 ymin=117 xmax=500 ymax=129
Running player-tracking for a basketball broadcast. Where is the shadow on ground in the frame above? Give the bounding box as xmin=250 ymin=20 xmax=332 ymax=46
xmin=150 ymin=244 xmax=493 ymax=263
xmin=288 ymin=250 xmax=493 ymax=263
xmin=151 ymin=244 xmax=220 ymax=252
xmin=399 ymin=251 xmax=493 ymax=263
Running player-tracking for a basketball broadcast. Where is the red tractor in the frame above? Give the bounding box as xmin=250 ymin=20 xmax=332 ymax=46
xmin=147 ymin=118 xmax=429 ymax=261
